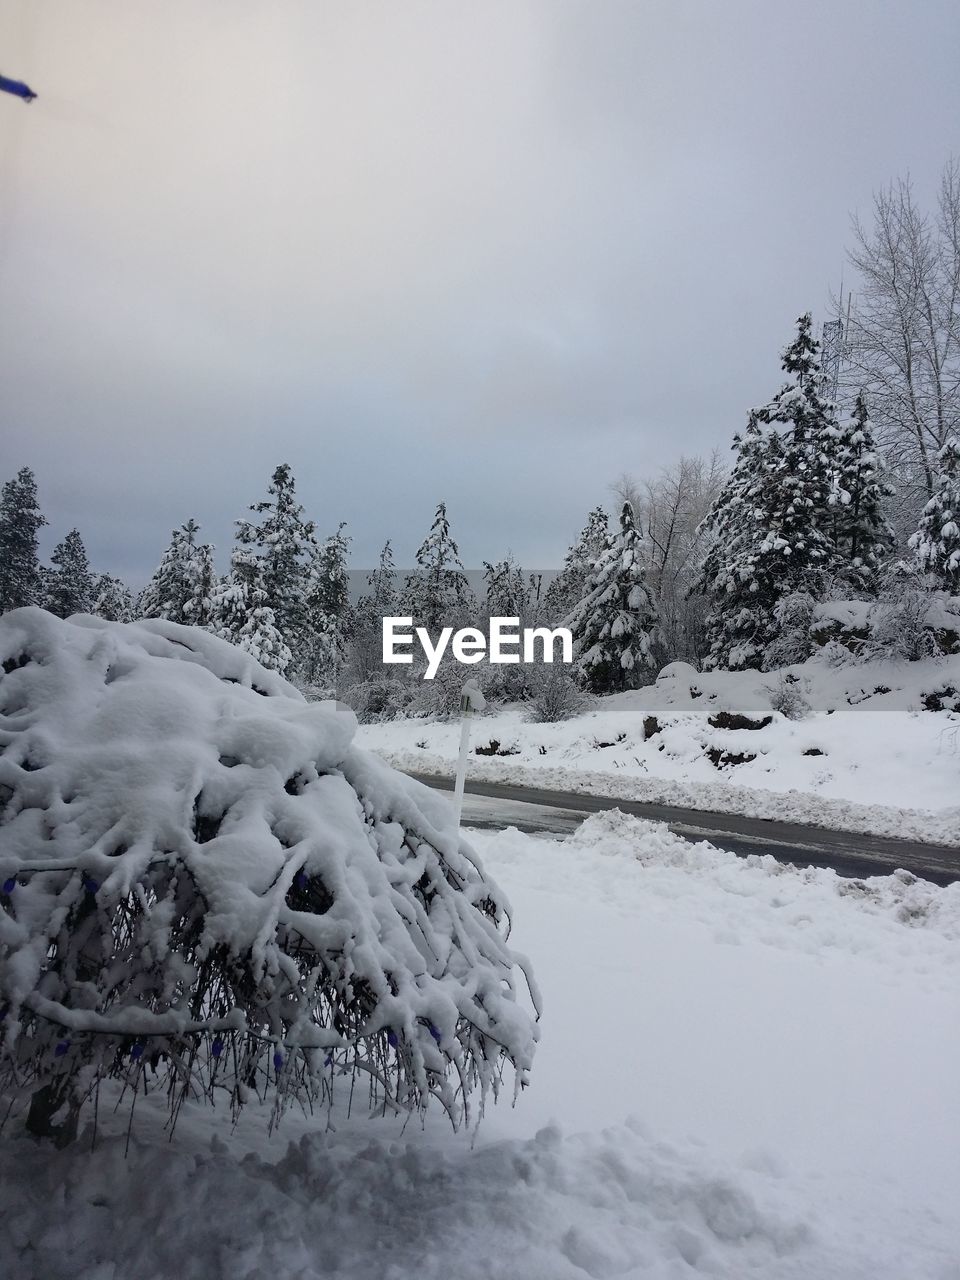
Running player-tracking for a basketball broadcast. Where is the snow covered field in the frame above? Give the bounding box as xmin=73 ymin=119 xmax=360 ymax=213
xmin=3 ymin=617 xmax=958 ymax=1277
xmin=358 ymin=654 xmax=960 ymax=844
xmin=4 ymin=810 xmax=958 ymax=1279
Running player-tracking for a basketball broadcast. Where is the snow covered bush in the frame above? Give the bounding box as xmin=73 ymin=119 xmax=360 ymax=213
xmin=762 ymin=592 xmax=818 ymax=670
xmin=407 ymin=663 xmax=473 ymax=720
xmin=340 ymin=677 xmax=416 ymax=723
xmin=764 ymin=673 xmax=812 ymax=721
xmin=0 ymin=610 xmax=538 ymax=1146
xmin=864 ymin=581 xmax=940 ymax=663
xmin=805 ymin=589 xmax=960 ymax=664
xmin=809 ymin=599 xmax=874 ymax=655
xmin=528 ymin=667 xmax=589 ymax=723
xmin=479 ymin=657 xmax=539 ymax=706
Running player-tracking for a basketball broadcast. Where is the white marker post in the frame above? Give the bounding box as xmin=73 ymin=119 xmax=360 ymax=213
xmin=452 ymin=678 xmax=485 ymax=834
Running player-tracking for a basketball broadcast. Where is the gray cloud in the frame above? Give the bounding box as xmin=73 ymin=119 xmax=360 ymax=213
xmin=1 ymin=0 xmax=957 ymax=583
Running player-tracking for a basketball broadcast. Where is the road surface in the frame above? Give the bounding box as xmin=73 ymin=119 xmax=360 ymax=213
xmin=407 ymin=772 xmax=960 ymax=886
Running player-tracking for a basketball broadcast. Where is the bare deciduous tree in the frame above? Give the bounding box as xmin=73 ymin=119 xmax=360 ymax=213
xmin=611 ymin=452 xmax=725 ymax=663
xmin=843 ymin=161 xmax=960 ymax=509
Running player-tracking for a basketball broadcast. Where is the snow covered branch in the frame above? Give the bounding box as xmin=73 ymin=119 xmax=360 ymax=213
xmin=0 ymin=609 xmax=539 ymax=1144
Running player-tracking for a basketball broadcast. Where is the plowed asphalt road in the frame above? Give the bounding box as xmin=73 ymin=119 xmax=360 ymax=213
xmin=408 ymin=772 xmax=960 ymax=886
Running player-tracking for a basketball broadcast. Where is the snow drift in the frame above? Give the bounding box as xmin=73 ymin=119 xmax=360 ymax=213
xmin=0 ymin=608 xmax=539 ymax=1141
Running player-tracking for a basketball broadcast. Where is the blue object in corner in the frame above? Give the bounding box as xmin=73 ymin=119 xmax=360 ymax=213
xmin=0 ymin=73 xmax=37 ymax=102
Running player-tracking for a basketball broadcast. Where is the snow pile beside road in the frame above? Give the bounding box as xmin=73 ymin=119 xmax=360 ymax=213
xmin=358 ymin=651 xmax=960 ymax=843
xmin=567 ymin=809 xmax=960 ymax=960
xmin=369 ymin=745 xmax=960 ymax=844
xmin=469 ymin=815 xmax=960 ymax=1273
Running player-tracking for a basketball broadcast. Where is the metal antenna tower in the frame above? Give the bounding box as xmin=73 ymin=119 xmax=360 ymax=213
xmin=821 ymin=317 xmax=843 ymax=404
xmin=820 ymin=280 xmax=851 ymax=407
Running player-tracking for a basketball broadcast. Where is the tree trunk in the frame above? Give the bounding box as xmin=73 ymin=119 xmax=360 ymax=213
xmin=25 ymin=1079 xmax=80 ymax=1148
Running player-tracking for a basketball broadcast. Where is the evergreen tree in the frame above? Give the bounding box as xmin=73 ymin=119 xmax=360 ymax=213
xmin=482 ymin=556 xmax=537 ymax=700
xmin=139 ymin=519 xmax=216 ymax=626
xmin=825 ymin=392 xmax=895 ymax=591
xmin=543 ymin=507 xmax=610 ymax=623
xmin=300 ymin=522 xmax=352 ymax=690
xmin=364 ymin=540 xmax=397 ymax=615
xmin=568 ymin=502 xmax=660 ymax=693
xmin=402 ymin=503 xmax=476 ymax=632
xmin=695 ymin=315 xmax=843 ymax=670
xmin=527 ymin=571 xmax=546 ymax=626
xmin=92 ymin=574 xmax=136 ymax=623
xmin=137 ymin=531 xmax=182 ymax=620
xmin=754 ymin=313 xmax=838 ymax=578
xmin=43 ymin=529 xmax=95 ymax=618
xmin=0 ymin=467 xmax=47 ymax=613
xmin=694 ymin=416 xmax=786 ymax=670
xmin=235 ymin=464 xmax=316 ymax=647
xmin=483 ymin=556 xmax=531 ymax=621
xmin=348 ymin=540 xmax=397 ymax=683
xmin=210 ymin=547 xmax=292 ymax=673
xmin=910 ymin=435 xmax=960 ymax=593
xmin=182 ymin=534 xmax=217 ymax=629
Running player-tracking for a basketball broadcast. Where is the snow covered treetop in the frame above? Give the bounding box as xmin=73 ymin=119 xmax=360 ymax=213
xmin=0 ymin=609 xmax=538 ymax=1142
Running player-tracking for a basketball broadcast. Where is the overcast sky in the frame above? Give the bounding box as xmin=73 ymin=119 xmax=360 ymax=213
xmin=1 ymin=0 xmax=958 ymax=583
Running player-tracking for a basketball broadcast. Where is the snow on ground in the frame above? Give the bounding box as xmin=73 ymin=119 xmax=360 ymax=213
xmin=3 ymin=808 xmax=958 ymax=1279
xmin=358 ymin=653 xmax=960 ymax=844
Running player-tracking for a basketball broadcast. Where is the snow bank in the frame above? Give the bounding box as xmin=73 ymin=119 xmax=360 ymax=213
xmin=0 ymin=609 xmax=538 ymax=1133
xmin=2 ymin=809 xmax=957 ymax=1278
xmin=567 ymin=809 xmax=960 ymax=959
xmin=0 ymin=1116 xmax=821 ymax=1280
xmin=359 ymin=651 xmax=960 ymax=843
xmin=468 ymin=815 xmax=960 ymax=1275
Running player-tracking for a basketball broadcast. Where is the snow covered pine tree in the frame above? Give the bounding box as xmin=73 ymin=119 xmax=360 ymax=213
xmin=567 ymin=502 xmax=660 ymax=693
xmin=403 ymin=503 xmax=477 ymax=635
xmin=300 ymin=522 xmax=352 ymax=693
xmin=349 ymin=540 xmax=398 ymax=683
xmin=824 ymin=392 xmax=895 ymax=592
xmin=0 ymin=468 xmax=47 ymax=614
xmin=234 ymin=463 xmax=317 ymax=659
xmin=43 ymin=529 xmax=95 ymax=618
xmin=210 ymin=546 xmax=293 ymax=674
xmin=483 ymin=557 xmax=533 ymax=623
xmin=92 ymin=575 xmax=136 ymax=624
xmin=139 ymin=519 xmax=216 ymax=627
xmin=910 ymin=434 xmax=960 ymax=593
xmin=694 ymin=416 xmax=780 ymax=669
xmin=542 ymin=507 xmax=611 ymax=624
xmin=483 ymin=557 xmax=538 ymax=699
xmin=696 ymin=314 xmax=842 ymax=669
xmin=0 ymin=610 xmax=539 ymax=1145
